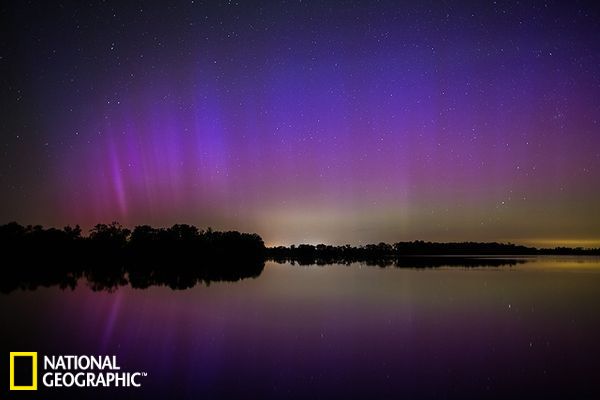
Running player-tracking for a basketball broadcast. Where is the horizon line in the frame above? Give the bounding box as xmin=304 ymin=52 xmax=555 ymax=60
xmin=2 ymin=221 xmax=600 ymax=251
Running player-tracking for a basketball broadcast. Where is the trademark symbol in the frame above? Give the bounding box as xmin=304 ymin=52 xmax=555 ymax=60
xmin=142 ymin=372 xmax=148 ymax=377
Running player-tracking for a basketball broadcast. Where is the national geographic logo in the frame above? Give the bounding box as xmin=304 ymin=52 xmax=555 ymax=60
xmin=9 ymin=352 xmax=147 ymax=391
xmin=9 ymin=352 xmax=37 ymax=390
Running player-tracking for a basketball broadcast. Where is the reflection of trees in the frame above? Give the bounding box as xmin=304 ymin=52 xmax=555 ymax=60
xmin=0 ymin=260 xmax=266 ymax=293
xmin=86 ymin=259 xmax=265 ymax=291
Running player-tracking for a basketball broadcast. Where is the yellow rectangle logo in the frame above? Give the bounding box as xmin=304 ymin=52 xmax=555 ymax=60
xmin=9 ymin=352 xmax=38 ymax=390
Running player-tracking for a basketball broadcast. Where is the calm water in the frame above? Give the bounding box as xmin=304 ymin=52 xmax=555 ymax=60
xmin=1 ymin=257 xmax=600 ymax=399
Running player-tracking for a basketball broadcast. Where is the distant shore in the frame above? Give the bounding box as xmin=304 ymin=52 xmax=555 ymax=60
xmin=2 ymin=222 xmax=599 ymax=263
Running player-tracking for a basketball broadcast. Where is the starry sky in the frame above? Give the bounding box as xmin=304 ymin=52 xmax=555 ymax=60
xmin=1 ymin=1 xmax=599 ymax=247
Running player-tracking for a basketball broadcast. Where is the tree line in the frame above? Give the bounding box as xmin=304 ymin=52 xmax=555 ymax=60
xmin=2 ymin=222 xmax=597 ymax=292
xmin=267 ymin=241 xmax=600 ymax=265
xmin=2 ymin=222 xmax=598 ymax=266
xmin=0 ymin=221 xmax=265 ymax=263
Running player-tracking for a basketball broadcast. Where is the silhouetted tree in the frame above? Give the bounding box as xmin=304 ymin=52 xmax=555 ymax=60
xmin=89 ymin=222 xmax=131 ymax=244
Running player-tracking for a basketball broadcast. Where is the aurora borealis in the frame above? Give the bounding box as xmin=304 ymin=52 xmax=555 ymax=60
xmin=1 ymin=1 xmax=599 ymax=246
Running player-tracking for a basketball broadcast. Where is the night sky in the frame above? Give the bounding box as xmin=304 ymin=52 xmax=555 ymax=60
xmin=1 ymin=1 xmax=599 ymax=246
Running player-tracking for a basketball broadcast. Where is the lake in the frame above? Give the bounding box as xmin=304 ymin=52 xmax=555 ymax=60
xmin=1 ymin=257 xmax=599 ymax=399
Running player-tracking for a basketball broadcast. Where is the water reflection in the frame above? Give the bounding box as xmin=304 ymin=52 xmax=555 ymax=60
xmin=1 ymin=257 xmax=528 ymax=293
xmin=0 ymin=258 xmax=599 ymax=399
xmin=1 ymin=260 xmax=266 ymax=293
